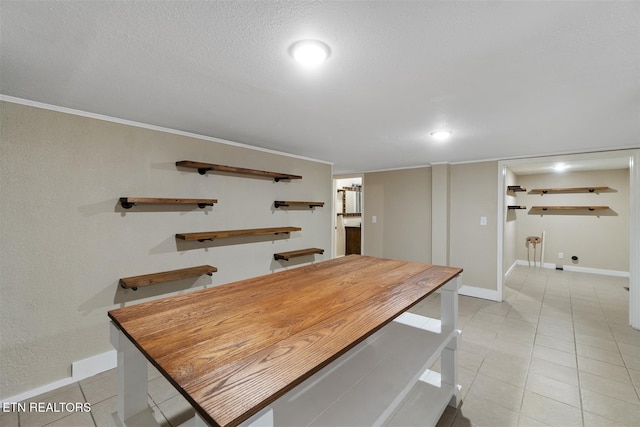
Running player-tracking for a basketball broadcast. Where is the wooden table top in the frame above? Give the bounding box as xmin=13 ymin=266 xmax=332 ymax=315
xmin=108 ymin=255 xmax=462 ymax=427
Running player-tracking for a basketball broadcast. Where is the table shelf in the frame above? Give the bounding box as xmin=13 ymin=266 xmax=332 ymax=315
xmin=119 ymin=265 xmax=217 ymax=290
xmin=119 ymin=197 xmax=217 ymax=209
xmin=176 ymin=226 xmax=302 ymax=242
xmin=270 ymin=312 xmax=460 ymax=427
xmin=176 ymin=160 xmax=302 ymax=182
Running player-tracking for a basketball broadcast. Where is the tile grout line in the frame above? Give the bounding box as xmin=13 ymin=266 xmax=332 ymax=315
xmin=593 ymin=275 xmax=640 ymax=405
xmin=568 ymin=273 xmax=585 ymax=427
xmin=515 ymin=267 xmax=544 ymax=427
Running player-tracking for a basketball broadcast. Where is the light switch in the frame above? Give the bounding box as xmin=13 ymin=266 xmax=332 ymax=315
xmin=372 ymin=216 xmax=377 ymax=223
xmin=480 ymin=216 xmax=487 ymax=226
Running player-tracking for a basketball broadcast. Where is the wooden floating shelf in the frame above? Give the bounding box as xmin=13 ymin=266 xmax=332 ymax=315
xmin=274 ymin=201 xmax=324 ymax=208
xmin=176 ymin=160 xmax=302 ymax=182
xmin=530 ymin=206 xmax=609 ymax=212
xmin=176 ymin=226 xmax=302 ymax=242
xmin=119 ymin=265 xmax=217 ymax=290
xmin=119 ymin=197 xmax=217 ymax=209
xmin=508 ymin=205 xmax=527 ymax=210
xmin=274 ymin=248 xmax=325 ymax=261
xmin=507 ymin=185 xmax=527 ymax=192
xmin=529 ymin=187 xmax=610 ymax=195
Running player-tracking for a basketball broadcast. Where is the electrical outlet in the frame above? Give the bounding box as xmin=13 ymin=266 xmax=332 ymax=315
xmin=558 ymin=252 xmax=564 ymax=259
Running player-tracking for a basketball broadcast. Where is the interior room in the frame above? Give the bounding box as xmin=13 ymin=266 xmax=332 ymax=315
xmin=1 ymin=2 xmax=639 ymax=427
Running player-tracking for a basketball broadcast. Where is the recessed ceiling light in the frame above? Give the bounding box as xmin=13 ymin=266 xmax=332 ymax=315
xmin=430 ymin=130 xmax=452 ymax=141
xmin=290 ymin=40 xmax=330 ymax=67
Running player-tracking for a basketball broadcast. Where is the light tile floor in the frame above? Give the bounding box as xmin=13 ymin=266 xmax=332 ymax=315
xmin=3 ymin=266 xmax=639 ymax=426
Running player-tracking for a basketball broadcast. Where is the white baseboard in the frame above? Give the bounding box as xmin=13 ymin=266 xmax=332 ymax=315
xmin=1 ymin=350 xmax=116 ymax=404
xmin=515 ymin=260 xmax=629 ymax=277
xmin=0 ymin=377 xmax=79 ymax=406
xmin=561 ymin=265 xmax=630 ymax=277
xmin=515 ymin=259 xmax=553 ymax=269
xmin=504 ymin=261 xmax=519 ymax=279
xmin=72 ymin=349 xmax=117 ymax=379
xmin=458 ymin=285 xmax=501 ymax=302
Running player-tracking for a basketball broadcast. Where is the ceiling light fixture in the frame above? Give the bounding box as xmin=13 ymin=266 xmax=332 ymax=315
xmin=553 ymin=163 xmax=569 ymax=172
xmin=290 ymin=40 xmax=330 ymax=67
xmin=430 ymin=130 xmax=453 ymax=141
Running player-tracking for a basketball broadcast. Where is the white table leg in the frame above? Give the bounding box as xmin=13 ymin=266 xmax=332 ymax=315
xmin=439 ymin=277 xmax=461 ymax=408
xmin=440 ymin=276 xmax=459 ymax=332
xmin=110 ymin=322 xmax=150 ymax=424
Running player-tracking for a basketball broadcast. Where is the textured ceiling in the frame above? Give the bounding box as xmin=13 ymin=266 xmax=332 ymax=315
xmin=1 ymin=1 xmax=639 ymax=174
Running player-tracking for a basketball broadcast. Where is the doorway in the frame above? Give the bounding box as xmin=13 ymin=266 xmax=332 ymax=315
xmin=497 ymin=150 xmax=640 ymax=329
xmin=334 ymin=176 xmax=363 ymax=256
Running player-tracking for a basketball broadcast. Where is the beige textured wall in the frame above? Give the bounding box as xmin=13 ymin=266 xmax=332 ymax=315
xmin=449 ymin=161 xmax=499 ymax=290
xmin=363 ymin=168 xmax=432 ymax=263
xmin=0 ymin=101 xmax=333 ymax=398
xmin=515 ymin=169 xmax=629 ymax=272
xmin=364 ymin=162 xmax=498 ymax=290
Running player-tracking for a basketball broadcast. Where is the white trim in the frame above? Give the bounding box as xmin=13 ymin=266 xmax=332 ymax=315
xmin=357 ymin=164 xmax=434 ymax=174
xmin=350 ymin=149 xmax=640 ymax=175
xmin=562 ymin=265 xmax=629 ymax=278
xmin=0 ymin=350 xmax=116 ymax=404
xmin=448 ymin=148 xmax=639 ymax=166
xmin=515 ymin=259 xmax=554 ymax=269
xmin=0 ymin=95 xmax=333 ymax=166
xmin=504 ymin=260 xmax=519 ymax=279
xmin=0 ymin=377 xmax=78 ymax=406
xmin=458 ymin=285 xmax=501 ymax=302
xmin=514 ymin=260 xmax=629 ymax=277
xmin=496 ymin=162 xmax=506 ymax=302
xmin=72 ymin=349 xmax=117 ymax=379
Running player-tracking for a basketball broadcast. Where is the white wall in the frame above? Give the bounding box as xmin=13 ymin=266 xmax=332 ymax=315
xmin=0 ymin=101 xmax=333 ymax=399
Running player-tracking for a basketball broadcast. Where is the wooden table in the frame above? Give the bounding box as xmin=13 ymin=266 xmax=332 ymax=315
xmin=108 ymin=255 xmax=462 ymax=427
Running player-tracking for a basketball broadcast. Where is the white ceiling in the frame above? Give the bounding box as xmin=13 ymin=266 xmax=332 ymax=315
xmin=1 ymin=1 xmax=639 ymax=174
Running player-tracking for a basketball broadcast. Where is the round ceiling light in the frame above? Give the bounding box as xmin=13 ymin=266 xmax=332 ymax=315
xmin=290 ymin=40 xmax=330 ymax=67
xmin=430 ymin=130 xmax=453 ymax=141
